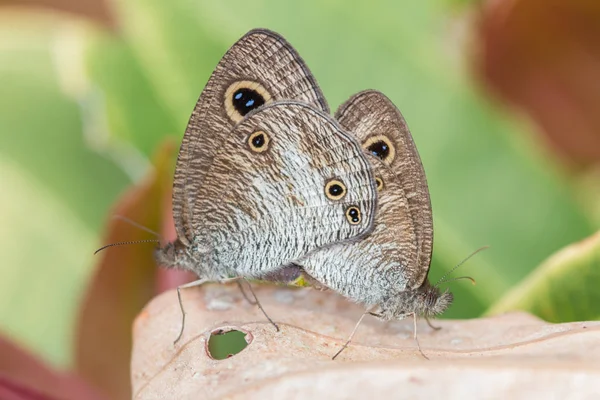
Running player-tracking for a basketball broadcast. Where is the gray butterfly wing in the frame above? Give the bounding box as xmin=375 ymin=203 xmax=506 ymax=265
xmin=173 ymin=29 xmax=329 ymax=246
xmin=295 ymin=90 xmax=432 ymax=306
xmin=335 ymin=90 xmax=433 ymax=289
xmin=189 ymin=101 xmax=377 ymax=279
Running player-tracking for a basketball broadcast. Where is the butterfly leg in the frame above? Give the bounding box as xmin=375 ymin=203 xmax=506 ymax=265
xmin=409 ymin=312 xmax=429 ymax=360
xmin=174 ymin=277 xmax=279 ymax=344
xmin=174 ymin=278 xmax=211 ymax=344
xmin=236 ymin=279 xmax=257 ymax=305
xmin=332 ymin=306 xmax=375 ymax=360
xmin=238 ymin=279 xmax=280 ymax=332
xmin=425 ymin=316 xmax=441 ymax=331
xmin=173 ymin=277 xmax=243 ymax=344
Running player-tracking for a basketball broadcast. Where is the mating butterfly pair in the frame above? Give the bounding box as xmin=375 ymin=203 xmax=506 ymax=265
xmin=155 ymin=29 xmax=454 ymax=357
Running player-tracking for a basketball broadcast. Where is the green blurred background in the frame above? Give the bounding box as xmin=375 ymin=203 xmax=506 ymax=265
xmin=1 ymin=0 xmax=599 ymax=371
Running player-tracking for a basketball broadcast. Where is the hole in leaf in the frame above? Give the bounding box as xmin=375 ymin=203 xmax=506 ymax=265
xmin=207 ymin=328 xmax=251 ymax=360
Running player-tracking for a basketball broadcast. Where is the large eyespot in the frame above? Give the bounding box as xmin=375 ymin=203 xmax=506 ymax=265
xmin=224 ymin=80 xmax=272 ymax=122
xmin=324 ymin=179 xmax=347 ymax=201
xmin=247 ymin=131 xmax=270 ymax=153
xmin=375 ymin=177 xmax=384 ymax=192
xmin=345 ymin=206 xmax=361 ymax=225
xmin=362 ymin=135 xmax=396 ymax=165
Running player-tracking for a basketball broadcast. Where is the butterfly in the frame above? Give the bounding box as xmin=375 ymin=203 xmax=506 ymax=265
xmin=152 ymin=29 xmax=379 ymax=341
xmin=261 ymin=90 xmax=464 ymax=358
xmin=151 ymin=29 xmax=473 ymax=353
xmin=300 ymin=90 xmax=449 ymax=317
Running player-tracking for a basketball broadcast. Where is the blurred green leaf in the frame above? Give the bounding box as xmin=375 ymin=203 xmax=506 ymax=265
xmin=207 ymin=330 xmax=249 ymax=360
xmin=0 ymin=24 xmax=129 ymax=231
xmin=0 ymin=22 xmax=129 ymax=367
xmin=105 ymin=0 xmax=229 ymax=130
xmin=83 ymin=30 xmax=179 ymax=156
xmin=0 ymin=158 xmax=95 ymax=368
xmin=487 ymin=231 xmax=600 ymax=322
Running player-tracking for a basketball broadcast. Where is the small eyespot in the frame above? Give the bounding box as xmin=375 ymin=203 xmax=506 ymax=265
xmin=224 ymin=80 xmax=272 ymax=122
xmin=247 ymin=131 xmax=270 ymax=153
xmin=324 ymin=179 xmax=347 ymax=201
xmin=345 ymin=206 xmax=361 ymax=225
xmin=375 ymin=177 xmax=384 ymax=192
xmin=362 ymin=135 xmax=396 ymax=165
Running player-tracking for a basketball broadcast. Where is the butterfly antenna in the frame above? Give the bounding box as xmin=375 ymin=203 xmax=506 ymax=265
xmin=112 ymin=215 xmax=162 ymax=239
xmin=94 ymin=239 xmax=160 ymax=255
xmin=434 ymin=245 xmax=489 ymax=287
xmin=439 ymin=276 xmax=476 ymax=285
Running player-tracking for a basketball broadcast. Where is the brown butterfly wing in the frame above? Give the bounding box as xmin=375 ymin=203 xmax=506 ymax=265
xmin=335 ymin=90 xmax=433 ymax=289
xmin=173 ymin=29 xmax=329 ymax=245
xmin=291 ymin=90 xmax=434 ymax=306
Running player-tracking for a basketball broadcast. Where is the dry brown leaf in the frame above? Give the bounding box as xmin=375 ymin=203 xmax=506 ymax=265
xmin=131 ymin=283 xmax=600 ymax=399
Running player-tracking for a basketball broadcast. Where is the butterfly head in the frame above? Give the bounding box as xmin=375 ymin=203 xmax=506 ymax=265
xmin=417 ymin=283 xmax=453 ymax=317
xmin=378 ymin=282 xmax=453 ymax=320
xmin=154 ymin=238 xmax=192 ymax=270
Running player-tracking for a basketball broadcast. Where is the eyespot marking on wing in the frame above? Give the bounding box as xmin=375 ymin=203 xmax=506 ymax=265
xmin=363 ymin=135 xmax=396 ymax=165
xmin=345 ymin=206 xmax=361 ymax=225
xmin=224 ymin=80 xmax=272 ymax=122
xmin=247 ymin=130 xmax=271 ymax=153
xmin=324 ymin=179 xmax=347 ymax=201
xmin=375 ymin=177 xmax=384 ymax=192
